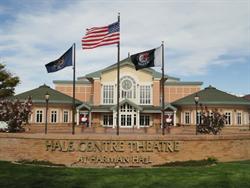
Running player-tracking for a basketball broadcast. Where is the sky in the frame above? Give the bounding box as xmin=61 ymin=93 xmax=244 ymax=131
xmin=0 ymin=0 xmax=249 ymax=96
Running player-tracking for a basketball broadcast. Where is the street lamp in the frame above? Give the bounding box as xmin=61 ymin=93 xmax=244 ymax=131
xmin=194 ymin=93 xmax=199 ymax=135
xmin=45 ymin=92 xmax=50 ymax=134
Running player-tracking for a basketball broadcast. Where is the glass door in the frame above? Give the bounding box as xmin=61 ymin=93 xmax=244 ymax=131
xmin=120 ymin=103 xmax=136 ymax=128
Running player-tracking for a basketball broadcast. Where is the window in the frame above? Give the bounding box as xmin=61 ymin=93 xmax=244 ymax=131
xmin=140 ymin=85 xmax=151 ymax=104
xmin=121 ymin=115 xmax=126 ymax=126
xmin=36 ymin=110 xmax=43 ymax=123
xmin=140 ymin=115 xmax=150 ymax=126
xmin=103 ymin=114 xmax=113 ymax=126
xmin=127 ymin=115 xmax=132 ymax=126
xmin=51 ymin=110 xmax=57 ymax=123
xmin=120 ymin=104 xmax=134 ymax=112
xmin=225 ymin=112 xmax=231 ymax=125
xmin=134 ymin=114 xmax=136 ymax=126
xmin=196 ymin=112 xmax=202 ymax=125
xmin=103 ymin=85 xmax=114 ymax=104
xmin=184 ymin=112 xmax=190 ymax=124
xmin=63 ymin=111 xmax=69 ymax=123
xmin=120 ymin=76 xmax=136 ymax=99
xmin=237 ymin=112 xmax=242 ymax=125
xmin=120 ymin=104 xmax=126 ymax=112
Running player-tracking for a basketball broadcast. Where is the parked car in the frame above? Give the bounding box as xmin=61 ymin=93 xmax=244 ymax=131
xmin=0 ymin=121 xmax=8 ymax=132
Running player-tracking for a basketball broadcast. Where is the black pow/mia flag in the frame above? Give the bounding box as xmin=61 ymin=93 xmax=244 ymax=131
xmin=130 ymin=46 xmax=162 ymax=70
xmin=130 ymin=49 xmax=155 ymax=70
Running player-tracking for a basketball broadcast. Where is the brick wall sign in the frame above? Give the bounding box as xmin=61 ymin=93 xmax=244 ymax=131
xmin=45 ymin=140 xmax=180 ymax=166
xmin=0 ymin=133 xmax=250 ymax=167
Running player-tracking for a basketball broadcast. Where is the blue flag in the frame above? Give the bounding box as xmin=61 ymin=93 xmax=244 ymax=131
xmin=45 ymin=46 xmax=73 ymax=73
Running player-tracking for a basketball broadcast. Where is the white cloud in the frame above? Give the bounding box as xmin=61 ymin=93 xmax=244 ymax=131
xmin=0 ymin=0 xmax=249 ymax=94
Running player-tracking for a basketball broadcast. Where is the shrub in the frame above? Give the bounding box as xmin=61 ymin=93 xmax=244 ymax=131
xmin=197 ymin=107 xmax=226 ymax=135
xmin=0 ymin=97 xmax=32 ymax=132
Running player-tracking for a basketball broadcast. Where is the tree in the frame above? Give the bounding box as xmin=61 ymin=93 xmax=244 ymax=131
xmin=0 ymin=63 xmax=20 ymax=99
xmin=197 ymin=106 xmax=226 ymax=135
xmin=0 ymin=97 xmax=32 ymax=132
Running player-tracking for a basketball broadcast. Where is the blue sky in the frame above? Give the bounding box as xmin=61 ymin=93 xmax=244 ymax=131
xmin=0 ymin=0 xmax=249 ymax=95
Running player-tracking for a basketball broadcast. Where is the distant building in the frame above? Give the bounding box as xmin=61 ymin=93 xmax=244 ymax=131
xmin=243 ymin=94 xmax=250 ymax=101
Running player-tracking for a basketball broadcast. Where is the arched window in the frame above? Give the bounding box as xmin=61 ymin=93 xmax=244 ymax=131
xmin=120 ymin=76 xmax=136 ymax=99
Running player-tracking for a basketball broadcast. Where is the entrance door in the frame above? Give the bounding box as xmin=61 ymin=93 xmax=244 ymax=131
xmin=120 ymin=103 xmax=136 ymax=128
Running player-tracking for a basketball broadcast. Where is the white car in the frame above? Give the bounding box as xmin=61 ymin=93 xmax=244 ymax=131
xmin=0 ymin=121 xmax=8 ymax=132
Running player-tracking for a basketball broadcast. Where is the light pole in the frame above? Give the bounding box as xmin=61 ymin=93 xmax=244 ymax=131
xmin=194 ymin=93 xmax=199 ymax=135
xmin=45 ymin=92 xmax=50 ymax=134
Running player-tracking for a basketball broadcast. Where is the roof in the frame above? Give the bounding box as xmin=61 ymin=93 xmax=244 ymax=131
xmin=76 ymin=102 xmax=91 ymax=110
xmin=78 ymin=57 xmax=180 ymax=81
xmin=14 ymin=84 xmax=82 ymax=105
xmin=91 ymin=105 xmax=113 ymax=112
xmin=172 ymin=85 xmax=250 ymax=106
xmin=243 ymin=94 xmax=250 ymax=101
xmin=90 ymin=100 xmax=176 ymax=113
xmin=110 ymin=99 xmax=143 ymax=111
xmin=53 ymin=80 xmax=91 ymax=84
xmin=166 ymin=81 xmax=203 ymax=86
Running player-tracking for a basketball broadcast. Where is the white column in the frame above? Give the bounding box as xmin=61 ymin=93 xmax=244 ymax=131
xmin=174 ymin=111 xmax=176 ymax=126
xmin=89 ymin=111 xmax=92 ymax=127
xmin=76 ymin=109 xmax=79 ymax=125
xmin=137 ymin=110 xmax=140 ymax=129
xmin=113 ymin=110 xmax=116 ymax=128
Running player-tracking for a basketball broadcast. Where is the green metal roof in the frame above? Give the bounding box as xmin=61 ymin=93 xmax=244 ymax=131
xmin=166 ymin=81 xmax=203 ymax=86
xmin=110 ymin=99 xmax=143 ymax=111
xmin=79 ymin=57 xmax=180 ymax=81
xmin=53 ymin=80 xmax=91 ymax=84
xmin=76 ymin=102 xmax=91 ymax=110
xmin=78 ymin=101 xmax=176 ymax=113
xmin=172 ymin=85 xmax=250 ymax=106
xmin=14 ymin=84 xmax=82 ymax=105
xmin=91 ymin=105 xmax=113 ymax=112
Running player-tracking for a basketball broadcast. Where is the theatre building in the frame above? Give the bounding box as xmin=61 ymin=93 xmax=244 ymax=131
xmin=15 ymin=57 xmax=250 ymax=133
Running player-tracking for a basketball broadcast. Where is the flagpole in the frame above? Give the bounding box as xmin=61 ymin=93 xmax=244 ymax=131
xmin=116 ymin=13 xmax=120 ymax=136
xmin=161 ymin=41 xmax=165 ymax=135
xmin=72 ymin=43 xmax=76 ymax=135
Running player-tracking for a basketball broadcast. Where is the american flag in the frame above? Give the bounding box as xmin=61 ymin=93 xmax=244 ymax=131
xmin=82 ymin=22 xmax=120 ymax=49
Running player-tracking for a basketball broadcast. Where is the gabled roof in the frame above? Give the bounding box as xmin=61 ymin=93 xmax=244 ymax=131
xmin=110 ymin=99 xmax=143 ymax=111
xmin=165 ymin=103 xmax=177 ymax=111
xmin=14 ymin=84 xmax=82 ymax=105
xmin=78 ymin=57 xmax=180 ymax=81
xmin=76 ymin=102 xmax=91 ymax=110
xmin=172 ymin=85 xmax=250 ymax=106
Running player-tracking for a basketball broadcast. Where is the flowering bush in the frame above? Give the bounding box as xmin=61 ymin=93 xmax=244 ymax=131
xmin=0 ymin=97 xmax=32 ymax=132
xmin=197 ymin=107 xmax=226 ymax=135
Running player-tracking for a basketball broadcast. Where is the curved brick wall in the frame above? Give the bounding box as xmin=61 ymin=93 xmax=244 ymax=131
xmin=0 ymin=133 xmax=249 ymax=167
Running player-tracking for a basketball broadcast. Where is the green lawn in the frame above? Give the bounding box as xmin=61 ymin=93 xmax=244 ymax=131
xmin=0 ymin=160 xmax=249 ymax=188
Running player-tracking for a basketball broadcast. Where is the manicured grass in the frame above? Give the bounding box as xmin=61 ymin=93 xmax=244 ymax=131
xmin=0 ymin=160 xmax=249 ymax=188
